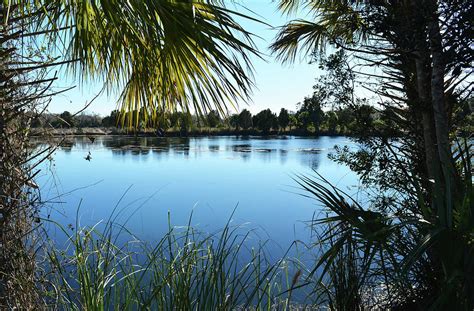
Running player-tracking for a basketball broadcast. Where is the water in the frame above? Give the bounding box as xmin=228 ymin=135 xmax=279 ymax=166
xmin=38 ymin=135 xmax=360 ymax=256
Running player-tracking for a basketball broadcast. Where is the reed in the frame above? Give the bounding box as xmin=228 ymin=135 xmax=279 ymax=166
xmin=42 ymin=210 xmax=317 ymax=310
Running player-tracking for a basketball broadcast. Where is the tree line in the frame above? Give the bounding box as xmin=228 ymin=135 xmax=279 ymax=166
xmin=36 ymin=105 xmax=387 ymax=136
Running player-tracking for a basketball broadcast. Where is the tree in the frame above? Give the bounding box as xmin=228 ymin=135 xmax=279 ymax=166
xmin=289 ymin=114 xmax=298 ymax=130
xmin=206 ymin=110 xmax=221 ymax=128
xmin=296 ymin=95 xmax=324 ymax=132
xmin=43 ymin=1 xmax=258 ymax=127
xmin=335 ymin=108 xmax=356 ymax=134
xmin=178 ymin=112 xmax=192 ymax=136
xmin=278 ymin=108 xmax=290 ymax=130
xmin=297 ymin=111 xmax=310 ymax=130
xmin=238 ymin=109 xmax=253 ymax=130
xmin=169 ymin=112 xmax=181 ymax=129
xmin=272 ymin=0 xmax=470 ymax=189
xmin=348 ymin=103 xmax=376 ymax=136
xmin=253 ymin=109 xmax=277 ymax=133
xmin=75 ymin=113 xmax=102 ymax=127
xmin=102 ymin=110 xmax=119 ymax=127
xmin=228 ymin=114 xmax=240 ymax=130
xmin=51 ymin=111 xmax=74 ymax=128
xmin=323 ymin=110 xmax=338 ymax=134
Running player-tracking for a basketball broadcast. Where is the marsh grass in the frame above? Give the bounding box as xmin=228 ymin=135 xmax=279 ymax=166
xmin=41 ymin=207 xmax=320 ymax=310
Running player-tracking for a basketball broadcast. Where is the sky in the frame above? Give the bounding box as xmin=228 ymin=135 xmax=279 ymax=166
xmin=48 ymin=1 xmax=322 ymax=117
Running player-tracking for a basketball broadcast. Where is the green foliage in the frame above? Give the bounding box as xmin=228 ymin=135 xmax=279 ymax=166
xmin=272 ymin=0 xmax=473 ymax=308
xmin=44 ymin=212 xmax=314 ymax=310
xmin=41 ymin=83 xmax=387 ymax=138
xmin=289 ymin=114 xmax=298 ymax=130
xmin=45 ymin=104 xmax=389 ymax=137
xmin=101 ymin=110 xmax=119 ymax=127
xmin=271 ymin=1 xmax=367 ymax=62
xmin=178 ymin=112 xmax=192 ymax=134
xmin=73 ymin=113 xmax=101 ymax=128
xmin=293 ymin=51 xmax=355 ymax=134
xmin=321 ymin=110 xmax=338 ymax=134
xmin=312 ymin=50 xmax=355 ymax=109
xmin=238 ymin=109 xmax=253 ymax=130
xmin=252 ymin=109 xmax=278 ymax=133
xmin=19 ymin=0 xmax=261 ymax=128
xmin=169 ymin=112 xmax=181 ymax=129
xmin=295 ymin=96 xmax=324 ymax=133
xmin=278 ymin=108 xmax=290 ymax=130
xmin=53 ymin=111 xmax=75 ymax=128
xmin=299 ymin=139 xmax=474 ymax=309
xmin=206 ymin=110 xmax=221 ymax=128
xmin=228 ymin=114 xmax=240 ymax=130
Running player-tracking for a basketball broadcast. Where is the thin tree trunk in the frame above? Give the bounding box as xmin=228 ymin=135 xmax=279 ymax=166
xmin=414 ymin=50 xmax=440 ymax=183
xmin=410 ymin=0 xmax=442 ymax=192
xmin=427 ymin=3 xmax=455 ymax=227
xmin=429 ymin=13 xmax=451 ymax=168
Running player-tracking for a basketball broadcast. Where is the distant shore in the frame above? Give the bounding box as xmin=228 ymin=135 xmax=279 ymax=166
xmin=30 ymin=127 xmax=346 ymax=138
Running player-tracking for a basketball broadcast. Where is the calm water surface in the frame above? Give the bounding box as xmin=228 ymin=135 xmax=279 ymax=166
xmin=38 ymin=136 xmax=360 ymax=254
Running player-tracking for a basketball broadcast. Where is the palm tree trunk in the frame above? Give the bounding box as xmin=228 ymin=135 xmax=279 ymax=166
xmin=414 ymin=50 xmax=440 ymax=183
xmin=429 ymin=14 xmax=451 ymax=168
xmin=427 ymin=3 xmax=455 ymax=227
xmin=412 ymin=38 xmax=444 ymax=215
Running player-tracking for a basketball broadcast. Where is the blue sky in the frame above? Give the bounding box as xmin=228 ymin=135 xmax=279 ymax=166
xmin=48 ymin=1 xmax=322 ymax=116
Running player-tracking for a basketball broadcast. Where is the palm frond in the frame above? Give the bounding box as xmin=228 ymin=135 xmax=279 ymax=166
xmin=27 ymin=0 xmax=261 ymax=127
xmin=271 ymin=0 xmax=368 ymax=63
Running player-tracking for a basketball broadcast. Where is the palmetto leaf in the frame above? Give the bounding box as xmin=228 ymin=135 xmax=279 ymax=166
xmin=271 ymin=0 xmax=368 ymax=63
xmin=295 ymin=171 xmax=397 ymax=297
xmin=295 ymin=172 xmax=393 ymax=243
xmin=17 ymin=0 xmax=261 ymax=127
xmin=400 ymin=227 xmax=444 ymax=276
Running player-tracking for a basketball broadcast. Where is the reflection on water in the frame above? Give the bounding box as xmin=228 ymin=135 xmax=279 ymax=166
xmin=45 ymin=136 xmax=330 ymax=167
xmin=37 ymin=135 xmax=359 ymax=256
xmin=208 ymin=145 xmax=219 ymax=152
xmin=46 ymin=136 xmax=333 ymax=163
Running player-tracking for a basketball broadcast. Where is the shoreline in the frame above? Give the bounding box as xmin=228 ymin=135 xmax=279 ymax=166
xmin=30 ymin=127 xmax=347 ymax=138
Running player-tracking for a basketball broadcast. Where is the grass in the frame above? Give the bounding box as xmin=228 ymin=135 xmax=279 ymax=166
xmin=41 ymin=208 xmax=320 ymax=310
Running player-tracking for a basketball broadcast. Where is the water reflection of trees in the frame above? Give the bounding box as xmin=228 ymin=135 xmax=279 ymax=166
xmin=103 ymin=136 xmax=193 ymax=158
xmin=230 ymin=144 xmax=252 ymax=153
xmin=299 ymin=151 xmax=322 ymax=170
xmin=279 ymin=149 xmax=288 ymax=165
xmin=171 ymin=138 xmax=191 ymax=157
xmin=228 ymin=144 xmax=252 ymax=161
xmin=60 ymin=146 xmax=72 ymax=153
xmin=208 ymin=145 xmax=220 ymax=152
xmin=42 ymin=136 xmax=323 ymax=170
xmin=254 ymin=148 xmax=276 ymax=163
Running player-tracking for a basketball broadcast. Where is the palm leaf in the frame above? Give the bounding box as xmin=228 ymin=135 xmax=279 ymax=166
xmin=22 ymin=0 xmax=261 ymax=127
xmin=271 ymin=0 xmax=368 ymax=63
